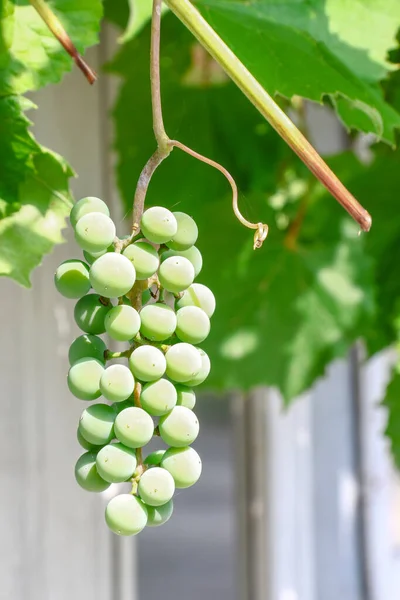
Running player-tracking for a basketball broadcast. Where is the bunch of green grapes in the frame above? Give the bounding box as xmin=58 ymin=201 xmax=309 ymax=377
xmin=55 ymin=196 xmax=215 ymax=536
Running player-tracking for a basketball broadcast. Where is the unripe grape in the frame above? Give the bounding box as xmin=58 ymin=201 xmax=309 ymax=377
xmin=79 ymin=403 xmax=115 ymax=446
xmin=75 ymin=452 xmax=110 ymax=492
xmin=161 ymin=446 xmax=202 ymax=489
xmin=100 ymin=364 xmax=135 ymax=403
xmin=96 ymin=442 xmax=137 ymax=483
xmin=129 ymin=345 xmax=166 ymax=382
xmin=176 ymin=385 xmax=196 ymax=409
xmin=123 ymin=241 xmax=159 ymax=280
xmin=105 ymin=305 xmax=141 ymax=341
xmin=161 ymin=246 xmax=203 ymax=277
xmin=90 ymin=253 xmax=136 ymax=298
xmin=140 ymin=206 xmax=177 ymax=244
xmin=83 ymin=245 xmax=113 ymax=265
xmin=144 ymin=449 xmax=166 ymax=467
xmin=105 ymin=494 xmax=148 ymax=536
xmin=165 ymin=342 xmax=202 ymax=383
xmin=68 ymin=334 xmax=107 ymax=366
xmin=176 ymin=283 xmax=216 ymax=317
xmin=138 ymin=467 xmax=175 ymax=506
xmin=75 ymin=212 xmax=116 ymax=253
xmin=74 ymin=294 xmax=111 ymax=334
xmin=68 ymin=357 xmax=104 ymax=400
xmin=77 ymin=428 xmax=103 ymax=452
xmin=176 ymin=306 xmax=210 ymax=344
xmin=146 ymin=500 xmax=174 ymax=527
xmin=140 ymin=303 xmax=176 ymax=341
xmin=140 ymin=378 xmax=177 ymax=416
xmin=166 ymin=212 xmax=198 ymax=251
xmin=158 ymin=256 xmax=195 ymax=294
xmin=114 ymin=407 xmax=154 ymax=448
xmin=70 ymin=196 xmax=110 ymax=228
xmin=159 ymin=406 xmax=199 ymax=447
xmin=185 ymin=349 xmax=211 ymax=386
xmin=54 ymin=259 xmax=91 ymax=299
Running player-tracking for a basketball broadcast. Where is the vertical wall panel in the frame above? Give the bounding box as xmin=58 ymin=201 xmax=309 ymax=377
xmin=0 ymin=47 xmax=116 ymax=600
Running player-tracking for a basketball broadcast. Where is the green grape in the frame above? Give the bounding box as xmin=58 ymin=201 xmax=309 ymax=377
xmin=175 ymin=306 xmax=210 ymax=344
xmin=138 ymin=467 xmax=175 ymax=506
xmin=83 ymin=245 xmax=113 ymax=265
xmin=166 ymin=212 xmax=198 ymax=251
xmin=158 ymin=256 xmax=195 ymax=294
xmin=140 ymin=379 xmax=177 ymax=416
xmin=176 ymin=385 xmax=196 ymax=409
xmin=176 ymin=283 xmax=216 ymax=318
xmin=123 ymin=241 xmax=159 ymax=280
xmin=75 ymin=452 xmax=110 ymax=492
xmin=54 ymin=260 xmax=91 ymax=299
xmin=141 ymin=288 xmax=152 ymax=305
xmin=79 ymin=403 xmax=115 ymax=446
xmin=159 ymin=406 xmax=199 ymax=447
xmin=96 ymin=442 xmax=137 ymax=483
xmin=105 ymin=305 xmax=141 ymax=342
xmin=161 ymin=446 xmax=202 ymax=489
xmin=129 ymin=346 xmax=166 ymax=382
xmin=105 ymin=494 xmax=148 ymax=536
xmin=75 ymin=212 xmax=116 ymax=253
xmin=122 ymin=289 xmax=151 ymax=306
xmin=144 ymin=449 xmax=166 ymax=466
xmin=74 ymin=294 xmax=111 ymax=334
xmin=68 ymin=357 xmax=104 ymax=400
xmin=77 ymin=428 xmax=103 ymax=452
xmin=90 ymin=253 xmax=136 ymax=298
xmin=139 ymin=303 xmax=176 ymax=341
xmin=140 ymin=206 xmax=177 ymax=244
xmin=146 ymin=500 xmax=174 ymax=527
xmin=68 ymin=334 xmax=107 ymax=366
xmin=100 ymin=364 xmax=135 ymax=403
xmin=112 ymin=399 xmax=134 ymax=415
xmin=161 ymin=246 xmax=203 ymax=277
xmin=70 ymin=196 xmax=110 ymax=228
xmin=114 ymin=407 xmax=154 ymax=448
xmin=185 ymin=349 xmax=210 ymax=386
xmin=165 ymin=343 xmax=202 ymax=383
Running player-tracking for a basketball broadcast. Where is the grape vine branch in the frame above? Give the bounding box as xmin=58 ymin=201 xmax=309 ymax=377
xmin=29 ymin=0 xmax=97 ymax=84
xmin=131 ymin=0 xmax=269 ymax=249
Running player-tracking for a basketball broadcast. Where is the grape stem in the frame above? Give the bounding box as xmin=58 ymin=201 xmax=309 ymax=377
xmin=163 ymin=0 xmax=372 ymax=233
xmin=104 ymin=349 xmax=131 ymax=360
xmin=29 ymin=0 xmax=96 ymax=84
xmin=170 ymin=140 xmax=268 ymax=249
xmin=130 ymin=0 xmax=268 ymax=249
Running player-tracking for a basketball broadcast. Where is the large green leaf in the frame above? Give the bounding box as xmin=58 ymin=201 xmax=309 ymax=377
xmin=0 ymin=96 xmax=73 ymax=285
xmin=109 ymin=17 xmax=375 ymax=399
xmin=0 ymin=0 xmax=102 ymax=284
xmin=192 ymin=0 xmax=400 ymax=143
xmin=382 ymin=367 xmax=400 ymax=469
xmin=0 ymin=0 xmax=103 ymax=96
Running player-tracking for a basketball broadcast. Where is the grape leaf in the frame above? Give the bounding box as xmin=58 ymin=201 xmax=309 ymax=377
xmin=118 ymin=0 xmax=168 ymax=43
xmin=0 ymin=96 xmax=73 ymax=286
xmin=109 ymin=18 xmax=374 ymax=400
xmin=318 ymin=147 xmax=400 ymax=356
xmin=0 ymin=0 xmax=103 ymax=96
xmin=192 ymin=0 xmax=400 ymax=143
xmin=382 ymin=368 xmax=400 ymax=469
